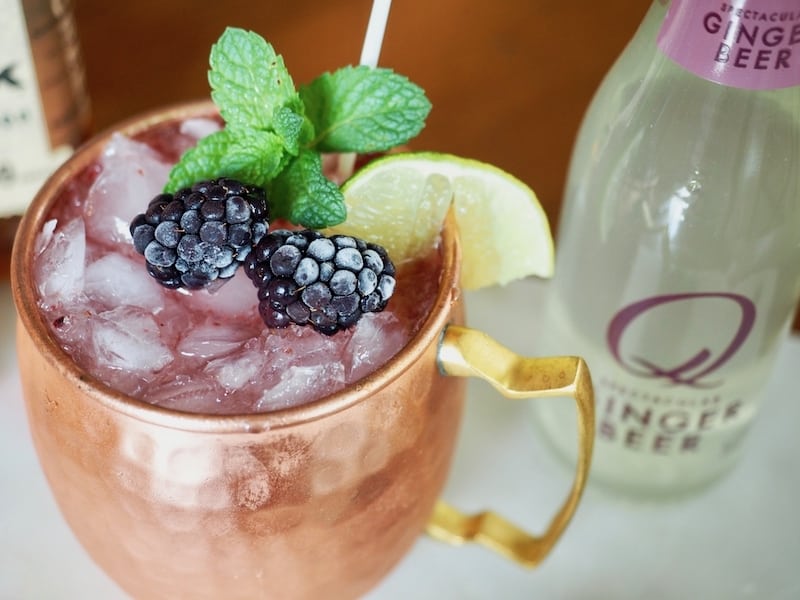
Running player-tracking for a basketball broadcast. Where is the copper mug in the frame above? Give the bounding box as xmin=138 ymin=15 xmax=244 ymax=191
xmin=11 ymin=102 xmax=595 ymax=600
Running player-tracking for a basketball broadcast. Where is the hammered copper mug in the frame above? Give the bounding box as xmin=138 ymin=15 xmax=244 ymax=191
xmin=11 ymin=102 xmax=594 ymax=600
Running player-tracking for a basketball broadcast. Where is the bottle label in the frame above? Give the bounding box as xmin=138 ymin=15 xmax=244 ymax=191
xmin=598 ymin=292 xmax=760 ymax=456
xmin=607 ymin=292 xmax=756 ymax=388
xmin=658 ymin=0 xmax=800 ymax=90
xmin=0 ymin=0 xmax=76 ymax=217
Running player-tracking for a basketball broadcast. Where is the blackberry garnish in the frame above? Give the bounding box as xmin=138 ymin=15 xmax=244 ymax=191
xmin=130 ymin=178 xmax=269 ymax=289
xmin=244 ymin=229 xmax=396 ymax=335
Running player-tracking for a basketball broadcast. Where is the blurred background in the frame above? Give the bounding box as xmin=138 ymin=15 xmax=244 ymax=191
xmin=72 ymin=0 xmax=649 ymax=233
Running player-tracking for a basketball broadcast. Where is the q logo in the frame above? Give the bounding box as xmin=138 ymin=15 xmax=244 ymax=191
xmin=606 ymin=293 xmax=756 ymax=389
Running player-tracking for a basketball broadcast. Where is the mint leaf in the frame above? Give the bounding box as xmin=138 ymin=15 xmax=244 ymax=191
xmin=165 ymin=129 xmax=287 ymax=193
xmin=269 ymin=150 xmax=346 ymax=228
xmin=273 ymin=104 xmax=311 ymax=156
xmin=208 ymin=27 xmax=300 ymax=131
xmin=300 ymin=65 xmax=431 ymax=153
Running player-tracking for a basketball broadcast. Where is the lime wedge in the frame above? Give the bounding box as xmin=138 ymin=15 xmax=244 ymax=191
xmin=326 ymin=152 xmax=555 ymax=290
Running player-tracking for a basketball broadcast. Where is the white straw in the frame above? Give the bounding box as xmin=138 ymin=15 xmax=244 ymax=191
xmin=359 ymin=0 xmax=393 ymax=68
xmin=338 ymin=0 xmax=393 ymax=181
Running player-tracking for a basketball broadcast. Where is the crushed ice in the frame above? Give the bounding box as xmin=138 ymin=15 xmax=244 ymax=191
xmin=33 ymin=128 xmax=422 ymax=414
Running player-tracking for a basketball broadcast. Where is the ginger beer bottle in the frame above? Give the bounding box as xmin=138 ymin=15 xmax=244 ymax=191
xmin=537 ymin=0 xmax=800 ymax=496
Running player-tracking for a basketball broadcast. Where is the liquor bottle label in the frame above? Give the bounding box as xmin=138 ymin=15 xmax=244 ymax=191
xmin=658 ymin=0 xmax=800 ymax=90
xmin=0 ymin=0 xmax=76 ymax=217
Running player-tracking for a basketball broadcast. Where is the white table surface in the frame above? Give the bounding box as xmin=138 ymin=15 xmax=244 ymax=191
xmin=2 ymin=275 xmax=799 ymax=599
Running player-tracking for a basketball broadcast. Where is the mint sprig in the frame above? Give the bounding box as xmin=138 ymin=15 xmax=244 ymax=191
xmin=164 ymin=27 xmax=431 ymax=229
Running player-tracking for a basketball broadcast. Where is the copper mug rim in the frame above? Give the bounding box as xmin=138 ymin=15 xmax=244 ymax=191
xmin=10 ymin=99 xmax=462 ymax=435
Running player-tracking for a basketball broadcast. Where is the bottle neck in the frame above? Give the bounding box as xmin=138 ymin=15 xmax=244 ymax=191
xmin=654 ymin=0 xmax=800 ymax=90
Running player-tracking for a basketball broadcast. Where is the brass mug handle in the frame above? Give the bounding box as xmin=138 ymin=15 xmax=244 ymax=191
xmin=428 ymin=324 xmax=595 ymax=568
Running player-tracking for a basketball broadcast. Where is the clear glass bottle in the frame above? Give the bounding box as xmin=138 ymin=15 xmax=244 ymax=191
xmin=536 ymin=0 xmax=800 ymax=497
xmin=0 ymin=0 xmax=91 ymax=278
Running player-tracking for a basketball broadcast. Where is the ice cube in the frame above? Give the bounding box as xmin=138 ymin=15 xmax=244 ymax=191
xmin=206 ymin=341 xmax=267 ymax=392
xmin=90 ymin=306 xmax=173 ymax=372
xmin=35 ymin=217 xmax=86 ymax=306
xmin=346 ymin=312 xmax=406 ymax=381
xmin=83 ymin=134 xmax=172 ymax=247
xmin=263 ymin=325 xmax=345 ymax=372
xmin=181 ymin=270 xmax=259 ymax=319
xmin=321 ymin=153 xmax=355 ymax=185
xmin=35 ymin=218 xmax=57 ymax=255
xmin=179 ymin=118 xmax=221 ymax=142
xmin=84 ymin=253 xmax=165 ymax=312
xmin=47 ymin=310 xmax=92 ymax=349
xmin=177 ymin=323 xmax=252 ymax=360
xmin=257 ymin=363 xmax=346 ymax=412
xmin=143 ymin=374 xmax=224 ymax=414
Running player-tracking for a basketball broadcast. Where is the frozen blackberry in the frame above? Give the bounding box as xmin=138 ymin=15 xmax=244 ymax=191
xmin=130 ymin=178 xmax=269 ymax=289
xmin=245 ymin=230 xmax=396 ymax=335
